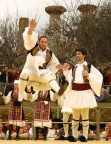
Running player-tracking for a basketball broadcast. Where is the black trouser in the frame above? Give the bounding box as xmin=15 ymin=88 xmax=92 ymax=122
xmin=8 ymin=124 xmax=20 ymax=139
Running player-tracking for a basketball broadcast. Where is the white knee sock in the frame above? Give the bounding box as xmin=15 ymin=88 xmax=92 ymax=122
xmin=72 ymin=119 xmax=79 ymax=139
xmin=49 ymin=80 xmax=60 ymax=93
xmin=82 ymin=120 xmax=89 ymax=139
xmin=63 ymin=113 xmax=70 ymax=137
xmin=18 ymin=79 xmax=27 ymax=101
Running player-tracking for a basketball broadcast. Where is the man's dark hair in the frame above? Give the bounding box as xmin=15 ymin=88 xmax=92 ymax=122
xmin=75 ymin=48 xmax=87 ymax=56
xmin=38 ymin=35 xmax=48 ymax=41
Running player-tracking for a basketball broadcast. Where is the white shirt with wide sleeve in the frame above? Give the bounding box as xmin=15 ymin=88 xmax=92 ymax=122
xmin=74 ymin=61 xmax=103 ymax=96
xmin=23 ymin=27 xmax=60 ymax=74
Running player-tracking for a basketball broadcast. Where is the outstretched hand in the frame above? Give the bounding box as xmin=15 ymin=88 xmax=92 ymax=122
xmin=62 ymin=63 xmax=70 ymax=71
xmin=29 ymin=19 xmax=37 ymax=30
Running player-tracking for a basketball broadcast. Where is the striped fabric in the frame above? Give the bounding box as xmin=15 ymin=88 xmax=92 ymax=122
xmin=8 ymin=103 xmax=22 ymax=121
xmin=34 ymin=101 xmax=50 ymax=122
xmin=0 ymin=124 xmax=2 ymax=130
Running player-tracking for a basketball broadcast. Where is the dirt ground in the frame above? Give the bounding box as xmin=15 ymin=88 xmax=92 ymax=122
xmin=0 ymin=140 xmax=111 ymax=144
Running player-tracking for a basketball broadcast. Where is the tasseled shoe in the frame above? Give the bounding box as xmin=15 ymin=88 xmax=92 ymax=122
xmin=16 ymin=136 xmax=20 ymax=141
xmin=7 ymin=136 xmax=12 ymax=140
xmin=79 ymin=136 xmax=87 ymax=142
xmin=68 ymin=136 xmax=76 ymax=142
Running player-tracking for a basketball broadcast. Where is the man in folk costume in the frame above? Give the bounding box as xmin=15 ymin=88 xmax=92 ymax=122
xmin=56 ymin=69 xmax=74 ymax=141
xmin=18 ymin=19 xmax=69 ymax=102
xmin=0 ymin=80 xmax=25 ymax=140
xmin=62 ymin=48 xmax=103 ymax=142
xmin=24 ymin=86 xmax=57 ymax=140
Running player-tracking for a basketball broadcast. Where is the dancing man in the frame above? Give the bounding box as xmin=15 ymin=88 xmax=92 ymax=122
xmin=18 ymin=19 xmax=69 ymax=102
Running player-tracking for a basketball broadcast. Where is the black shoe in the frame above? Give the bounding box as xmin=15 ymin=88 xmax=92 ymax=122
xmin=106 ymin=137 xmax=108 ymax=141
xmin=16 ymin=136 xmax=20 ymax=141
xmin=68 ymin=136 xmax=76 ymax=142
xmin=35 ymin=137 xmax=38 ymax=140
xmin=55 ymin=136 xmax=64 ymax=140
xmin=8 ymin=136 xmax=12 ymax=140
xmin=64 ymin=137 xmax=68 ymax=140
xmin=43 ymin=137 xmax=47 ymax=141
xmin=79 ymin=136 xmax=87 ymax=142
xmin=58 ymin=81 xmax=69 ymax=96
xmin=59 ymin=135 xmax=65 ymax=140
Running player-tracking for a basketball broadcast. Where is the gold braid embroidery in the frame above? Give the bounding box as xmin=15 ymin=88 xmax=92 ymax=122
xmin=72 ymin=65 xmax=89 ymax=83
xmin=32 ymin=47 xmax=39 ymax=56
xmin=72 ymin=67 xmax=76 ymax=82
xmin=83 ymin=65 xmax=89 ymax=83
xmin=43 ymin=49 xmax=52 ymax=68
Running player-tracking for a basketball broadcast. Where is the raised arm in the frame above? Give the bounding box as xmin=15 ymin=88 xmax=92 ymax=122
xmin=28 ymin=19 xmax=37 ymax=35
xmin=23 ymin=19 xmax=38 ymax=51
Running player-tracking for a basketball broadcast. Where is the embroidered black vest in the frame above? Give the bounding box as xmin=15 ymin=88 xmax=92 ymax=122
xmin=72 ymin=63 xmax=91 ymax=83
xmin=27 ymin=43 xmax=52 ymax=68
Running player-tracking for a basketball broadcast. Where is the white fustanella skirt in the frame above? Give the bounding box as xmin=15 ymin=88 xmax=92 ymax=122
xmin=63 ymin=89 xmax=97 ymax=110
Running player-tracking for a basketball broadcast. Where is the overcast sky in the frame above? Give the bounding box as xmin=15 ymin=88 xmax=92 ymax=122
xmin=0 ymin=0 xmax=105 ymax=30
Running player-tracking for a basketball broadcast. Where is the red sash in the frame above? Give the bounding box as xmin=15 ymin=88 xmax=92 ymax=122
xmin=72 ymin=83 xmax=91 ymax=91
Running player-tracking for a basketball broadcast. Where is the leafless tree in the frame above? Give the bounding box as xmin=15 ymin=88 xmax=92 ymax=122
xmin=0 ymin=14 xmax=26 ymax=68
xmin=43 ymin=0 xmax=111 ymax=66
xmin=75 ymin=1 xmax=111 ymax=65
xmin=0 ymin=0 xmax=110 ymax=68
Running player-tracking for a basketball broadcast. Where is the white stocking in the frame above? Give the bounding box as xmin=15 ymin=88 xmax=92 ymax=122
xmin=63 ymin=113 xmax=70 ymax=137
xmin=18 ymin=70 xmax=29 ymax=101
xmin=49 ymin=80 xmax=60 ymax=93
xmin=81 ymin=108 xmax=89 ymax=139
xmin=18 ymin=78 xmax=27 ymax=102
xmin=72 ymin=109 xmax=81 ymax=139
